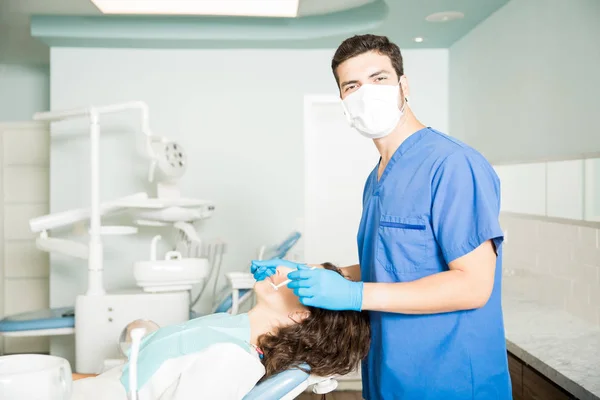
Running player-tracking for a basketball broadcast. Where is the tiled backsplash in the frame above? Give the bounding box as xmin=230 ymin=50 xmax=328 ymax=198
xmin=501 ymin=214 xmax=600 ymax=326
xmin=0 ymin=122 xmax=50 ymax=354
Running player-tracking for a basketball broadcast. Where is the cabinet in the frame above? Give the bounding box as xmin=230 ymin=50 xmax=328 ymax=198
xmin=508 ymin=353 xmax=523 ymax=400
xmin=0 ymin=122 xmax=51 ymax=355
xmin=508 ymin=352 xmax=575 ymax=400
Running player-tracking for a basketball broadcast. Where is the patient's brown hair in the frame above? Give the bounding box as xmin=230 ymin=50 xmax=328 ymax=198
xmin=257 ymin=263 xmax=370 ymax=380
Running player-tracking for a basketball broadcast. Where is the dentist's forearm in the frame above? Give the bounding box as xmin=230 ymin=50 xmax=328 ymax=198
xmin=341 ymin=264 xmax=361 ymax=281
xmin=360 ymin=270 xmax=492 ymax=314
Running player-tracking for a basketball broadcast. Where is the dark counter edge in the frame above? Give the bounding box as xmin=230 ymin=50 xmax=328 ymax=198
xmin=506 ymin=339 xmax=599 ymax=400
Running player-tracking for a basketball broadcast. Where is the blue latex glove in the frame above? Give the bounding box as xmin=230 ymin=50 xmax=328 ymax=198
xmin=287 ymin=265 xmax=364 ymax=311
xmin=250 ymin=258 xmax=305 ymax=282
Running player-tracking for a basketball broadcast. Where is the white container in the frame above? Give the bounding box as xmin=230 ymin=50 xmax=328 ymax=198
xmin=0 ymin=354 xmax=72 ymax=400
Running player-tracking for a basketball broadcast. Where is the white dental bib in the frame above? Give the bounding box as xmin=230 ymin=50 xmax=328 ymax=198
xmin=72 ymin=313 xmax=265 ymax=400
xmin=71 ymin=342 xmax=264 ymax=400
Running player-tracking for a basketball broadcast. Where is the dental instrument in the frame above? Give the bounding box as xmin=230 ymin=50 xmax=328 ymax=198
xmin=128 ymin=327 xmax=147 ymax=400
xmin=269 ymin=265 xmax=316 ymax=290
xmin=211 ymin=232 xmax=304 ymax=315
xmin=172 ymin=221 xmax=227 ymax=312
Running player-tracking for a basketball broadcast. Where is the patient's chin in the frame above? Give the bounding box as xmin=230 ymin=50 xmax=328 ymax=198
xmin=254 ymin=280 xmax=288 ymax=308
xmin=253 ymin=280 xmax=275 ymax=299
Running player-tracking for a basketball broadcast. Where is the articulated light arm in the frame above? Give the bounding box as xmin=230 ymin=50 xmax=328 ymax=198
xmin=33 ymin=102 xmax=154 ymax=296
xmin=30 ymin=193 xmax=148 ymax=234
xmin=30 ymin=193 xmax=149 ymax=262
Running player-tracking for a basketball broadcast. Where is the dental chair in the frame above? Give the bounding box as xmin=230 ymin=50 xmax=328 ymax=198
xmin=1 ymin=232 xmax=338 ymax=399
xmin=244 ymin=366 xmax=338 ymax=400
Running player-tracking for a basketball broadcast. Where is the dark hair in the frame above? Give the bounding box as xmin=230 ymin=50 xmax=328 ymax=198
xmin=257 ymin=263 xmax=370 ymax=380
xmin=331 ymin=34 xmax=404 ymax=85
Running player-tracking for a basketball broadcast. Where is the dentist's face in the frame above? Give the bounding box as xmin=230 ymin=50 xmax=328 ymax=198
xmin=336 ymin=51 xmax=401 ymax=100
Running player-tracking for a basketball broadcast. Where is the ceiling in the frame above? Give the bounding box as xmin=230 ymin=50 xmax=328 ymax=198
xmin=0 ymin=0 xmax=509 ymax=65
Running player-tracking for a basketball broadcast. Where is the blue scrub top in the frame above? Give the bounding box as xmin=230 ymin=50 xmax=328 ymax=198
xmin=358 ymin=128 xmax=511 ymax=400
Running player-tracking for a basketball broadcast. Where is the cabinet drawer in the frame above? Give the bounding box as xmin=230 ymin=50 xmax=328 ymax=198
xmin=523 ymin=365 xmax=574 ymax=400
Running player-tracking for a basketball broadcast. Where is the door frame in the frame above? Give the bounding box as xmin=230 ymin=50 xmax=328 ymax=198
xmin=302 ymin=94 xmax=341 ymax=261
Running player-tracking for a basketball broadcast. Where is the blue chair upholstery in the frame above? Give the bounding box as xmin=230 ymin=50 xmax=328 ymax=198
xmin=243 ymin=367 xmax=310 ymax=400
xmin=214 ymin=289 xmax=252 ymax=313
xmin=270 ymin=232 xmax=301 ymax=260
xmin=0 ymin=307 xmax=74 ymax=332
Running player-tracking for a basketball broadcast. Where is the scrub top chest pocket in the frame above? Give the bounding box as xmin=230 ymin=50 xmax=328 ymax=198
xmin=376 ymin=214 xmax=437 ymax=275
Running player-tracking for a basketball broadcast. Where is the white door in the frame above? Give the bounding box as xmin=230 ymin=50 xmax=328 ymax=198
xmin=303 ymin=96 xmax=380 ymax=267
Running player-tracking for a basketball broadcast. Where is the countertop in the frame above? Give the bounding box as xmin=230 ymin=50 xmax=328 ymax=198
xmin=503 ymin=280 xmax=600 ymax=400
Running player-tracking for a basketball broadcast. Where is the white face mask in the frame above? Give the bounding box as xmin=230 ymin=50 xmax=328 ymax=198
xmin=341 ymin=84 xmax=405 ymax=139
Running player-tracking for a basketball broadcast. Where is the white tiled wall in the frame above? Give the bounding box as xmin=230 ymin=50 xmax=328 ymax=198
xmin=546 ymin=160 xmax=585 ymax=220
xmin=0 ymin=122 xmax=51 ymax=354
xmin=501 ymin=214 xmax=600 ymax=326
xmin=494 ymin=164 xmax=546 ymax=216
xmin=494 ymin=159 xmax=600 ymax=222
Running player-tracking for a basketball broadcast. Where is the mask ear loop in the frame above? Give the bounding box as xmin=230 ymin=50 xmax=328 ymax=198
xmin=339 ymin=100 xmax=355 ymax=127
xmin=399 ymin=97 xmax=408 ymax=113
xmin=398 ymin=75 xmax=410 ymax=111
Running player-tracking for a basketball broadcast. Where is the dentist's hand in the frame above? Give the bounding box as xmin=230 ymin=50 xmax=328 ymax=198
xmin=250 ymin=258 xmax=305 ymax=282
xmin=287 ymin=265 xmax=364 ymax=311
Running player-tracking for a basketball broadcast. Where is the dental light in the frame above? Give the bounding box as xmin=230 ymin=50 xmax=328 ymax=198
xmin=146 ymin=135 xmax=187 ymax=197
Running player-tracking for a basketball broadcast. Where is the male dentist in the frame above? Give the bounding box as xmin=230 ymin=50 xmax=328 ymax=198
xmin=252 ymin=34 xmax=511 ymax=400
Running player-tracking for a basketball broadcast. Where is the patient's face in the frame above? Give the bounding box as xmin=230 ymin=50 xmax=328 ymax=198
xmin=254 ymin=266 xmax=307 ymax=316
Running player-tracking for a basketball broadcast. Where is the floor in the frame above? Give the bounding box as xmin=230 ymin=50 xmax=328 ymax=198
xmin=297 ymin=391 xmax=363 ymax=400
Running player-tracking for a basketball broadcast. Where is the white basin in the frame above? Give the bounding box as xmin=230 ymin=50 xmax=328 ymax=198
xmin=0 ymin=354 xmax=72 ymax=400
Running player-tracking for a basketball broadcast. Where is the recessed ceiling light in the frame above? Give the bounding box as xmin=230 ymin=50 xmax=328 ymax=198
xmin=90 ymin=0 xmax=301 ymax=17
xmin=425 ymin=11 xmax=465 ymax=22
xmin=414 ymin=37 xmax=424 ymax=43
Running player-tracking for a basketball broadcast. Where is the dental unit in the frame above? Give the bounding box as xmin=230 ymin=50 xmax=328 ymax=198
xmin=0 ymin=102 xmax=214 ymax=374
xmin=0 ymin=101 xmax=340 ymax=399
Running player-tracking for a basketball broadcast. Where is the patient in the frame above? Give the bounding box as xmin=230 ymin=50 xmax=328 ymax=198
xmin=71 ymin=262 xmax=370 ymax=400
xmin=253 ymin=262 xmax=370 ymax=379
